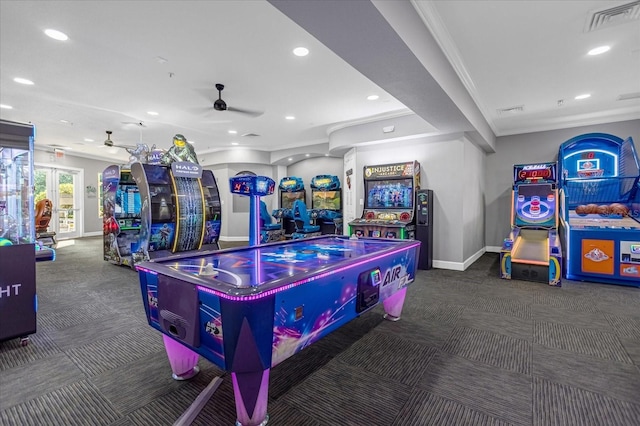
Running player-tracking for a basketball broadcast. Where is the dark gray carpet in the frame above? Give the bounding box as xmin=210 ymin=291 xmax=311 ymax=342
xmin=1 ymin=237 xmax=639 ymax=425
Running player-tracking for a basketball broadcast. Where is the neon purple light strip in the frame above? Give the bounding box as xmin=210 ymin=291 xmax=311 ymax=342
xmin=195 ymin=244 xmax=419 ymax=301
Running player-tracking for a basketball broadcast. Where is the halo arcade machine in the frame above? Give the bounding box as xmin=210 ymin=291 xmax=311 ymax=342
xmin=501 ymin=162 xmax=562 ymax=286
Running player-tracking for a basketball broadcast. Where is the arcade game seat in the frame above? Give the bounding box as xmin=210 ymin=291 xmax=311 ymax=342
xmin=260 ymin=200 xmax=281 ymax=231
xmin=35 ymin=199 xmax=57 ymax=247
xmin=292 ymin=199 xmax=320 ymax=239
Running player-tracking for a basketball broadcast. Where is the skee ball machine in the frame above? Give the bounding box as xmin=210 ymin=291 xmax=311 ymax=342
xmin=558 ymin=133 xmax=640 ymax=287
xmin=501 ymin=162 xmax=562 ymax=286
xmin=349 ymin=161 xmax=420 ymax=239
xmin=1 ymin=119 xmax=55 ymax=346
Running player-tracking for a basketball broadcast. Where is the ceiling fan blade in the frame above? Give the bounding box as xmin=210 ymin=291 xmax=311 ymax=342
xmin=226 ymin=106 xmax=264 ymax=118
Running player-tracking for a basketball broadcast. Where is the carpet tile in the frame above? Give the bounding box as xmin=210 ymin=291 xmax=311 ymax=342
xmin=442 ymin=327 xmax=531 ymax=374
xmin=417 ymin=352 xmax=532 ymax=425
xmin=533 ymin=377 xmax=640 ymax=426
xmin=534 ymin=321 xmax=632 ymax=363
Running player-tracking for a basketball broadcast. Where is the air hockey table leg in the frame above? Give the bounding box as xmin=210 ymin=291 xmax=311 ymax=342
xmin=382 ymin=287 xmax=407 ymax=322
xmin=232 ymin=368 xmax=270 ymax=426
xmin=163 ymin=334 xmax=200 ymax=380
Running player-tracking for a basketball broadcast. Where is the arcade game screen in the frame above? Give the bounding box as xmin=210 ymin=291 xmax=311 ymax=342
xmin=312 ymin=190 xmax=341 ymax=210
xmin=281 ymin=192 xmax=306 ymax=209
xmin=515 ymin=184 xmax=556 ymax=224
xmin=366 ymin=178 xmax=413 ymax=209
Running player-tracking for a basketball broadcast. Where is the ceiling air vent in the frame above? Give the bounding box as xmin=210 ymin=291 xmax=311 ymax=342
xmin=584 ymin=1 xmax=640 ymax=32
xmin=241 ymin=132 xmax=260 ymax=137
xmin=496 ymin=105 xmax=524 ymax=115
xmin=617 ymin=92 xmax=640 ymax=101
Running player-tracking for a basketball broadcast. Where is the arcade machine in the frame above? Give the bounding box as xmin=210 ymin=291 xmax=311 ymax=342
xmin=259 ymin=200 xmax=284 ymax=244
xmin=229 ymin=175 xmax=277 ymax=245
xmin=500 ymin=162 xmax=562 ymax=286
xmin=103 ymin=134 xmax=222 ymax=268
xmin=1 ymin=119 xmax=55 ymax=346
xmin=136 ymin=235 xmax=420 ymax=426
xmin=129 ymin=161 xmax=221 ymax=264
xmin=275 ymin=176 xmax=306 ymax=237
xmin=349 ymin=161 xmax=420 ymax=240
xmin=310 ymin=174 xmax=343 ymax=234
xmin=102 ymin=166 xmax=142 ymax=267
xmin=558 ymin=133 xmax=640 ymax=287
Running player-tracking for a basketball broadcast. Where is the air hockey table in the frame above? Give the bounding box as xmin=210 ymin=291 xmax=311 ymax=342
xmin=136 ymin=235 xmax=420 ymax=425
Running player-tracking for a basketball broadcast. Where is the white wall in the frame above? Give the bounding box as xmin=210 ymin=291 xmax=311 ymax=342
xmin=355 ymin=135 xmax=484 ymax=268
xmin=485 ymin=119 xmax=640 ymax=249
xmin=463 ymin=137 xmax=486 ymax=263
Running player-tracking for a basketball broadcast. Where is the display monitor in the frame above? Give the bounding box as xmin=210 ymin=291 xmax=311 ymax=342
xmin=312 ymin=190 xmax=341 ymax=211
xmin=281 ymin=191 xmax=305 ymax=210
xmin=365 ymin=178 xmax=414 ymax=209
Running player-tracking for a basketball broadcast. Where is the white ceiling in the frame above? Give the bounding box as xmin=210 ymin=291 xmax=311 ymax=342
xmin=1 ymin=1 xmax=639 ymax=165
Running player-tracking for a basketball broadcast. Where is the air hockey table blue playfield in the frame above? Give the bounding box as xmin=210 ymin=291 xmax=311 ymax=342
xmin=137 ymin=234 xmax=420 ymax=425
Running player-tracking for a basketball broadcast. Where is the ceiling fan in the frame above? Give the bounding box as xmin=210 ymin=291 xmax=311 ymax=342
xmin=211 ymin=83 xmax=263 ymax=117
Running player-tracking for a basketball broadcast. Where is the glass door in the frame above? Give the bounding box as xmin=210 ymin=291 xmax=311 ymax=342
xmin=34 ymin=166 xmax=82 ymax=239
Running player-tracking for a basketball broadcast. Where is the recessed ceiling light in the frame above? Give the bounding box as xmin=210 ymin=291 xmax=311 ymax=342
xmin=575 ymin=94 xmax=591 ymax=100
xmin=0 ymin=104 xmax=13 ymax=109
xmin=588 ymin=45 xmax=610 ymax=56
xmin=285 ymin=116 xmax=295 ymax=120
xmin=305 ymin=154 xmax=310 ymax=157
xmin=293 ymin=47 xmax=309 ymax=57
xmin=228 ymin=130 xmax=237 ymax=134
xmin=147 ymin=111 xmax=159 ymax=116
xmin=367 ymin=95 xmax=379 ymax=101
xmin=44 ymin=29 xmax=68 ymax=41
xmin=84 ymin=138 xmax=94 ymax=142
xmin=288 ymin=158 xmax=293 ymax=161
xmin=14 ymin=77 xmax=34 ymax=85
xmin=231 ymin=142 xmax=239 ymax=146
xmin=187 ymin=140 xmax=195 ymax=144
xmin=59 ymin=119 xmax=72 ymax=125
xmin=325 ymin=154 xmax=329 ymax=157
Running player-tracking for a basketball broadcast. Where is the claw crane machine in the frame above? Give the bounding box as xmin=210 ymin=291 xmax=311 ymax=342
xmin=0 ymin=119 xmax=55 ymax=345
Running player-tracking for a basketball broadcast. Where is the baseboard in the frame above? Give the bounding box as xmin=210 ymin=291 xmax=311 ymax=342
xmin=433 ymin=247 xmax=489 ymax=271
xmin=463 ymin=247 xmax=486 ymax=270
xmin=432 ymin=260 xmax=465 ymax=271
xmin=83 ymin=231 xmax=102 ymax=237
xmin=219 ymin=236 xmax=249 ymax=242
xmin=485 ymin=246 xmax=502 ymax=253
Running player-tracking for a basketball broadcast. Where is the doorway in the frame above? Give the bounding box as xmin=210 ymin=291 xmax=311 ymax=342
xmin=34 ymin=165 xmax=83 ymax=239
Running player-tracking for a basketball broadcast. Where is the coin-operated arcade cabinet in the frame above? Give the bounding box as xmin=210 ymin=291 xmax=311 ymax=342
xmin=557 ymin=132 xmax=640 ymax=287
xmin=310 ymin=174 xmax=343 ymax=235
xmin=103 ymin=134 xmax=222 ymax=267
xmin=501 ymin=162 xmax=562 ymax=286
xmin=274 ymin=176 xmax=306 ymax=237
xmin=0 ymin=119 xmax=55 ymax=346
xmin=229 ymin=175 xmax=277 ymax=246
xmin=349 ymin=161 xmax=420 ymax=239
